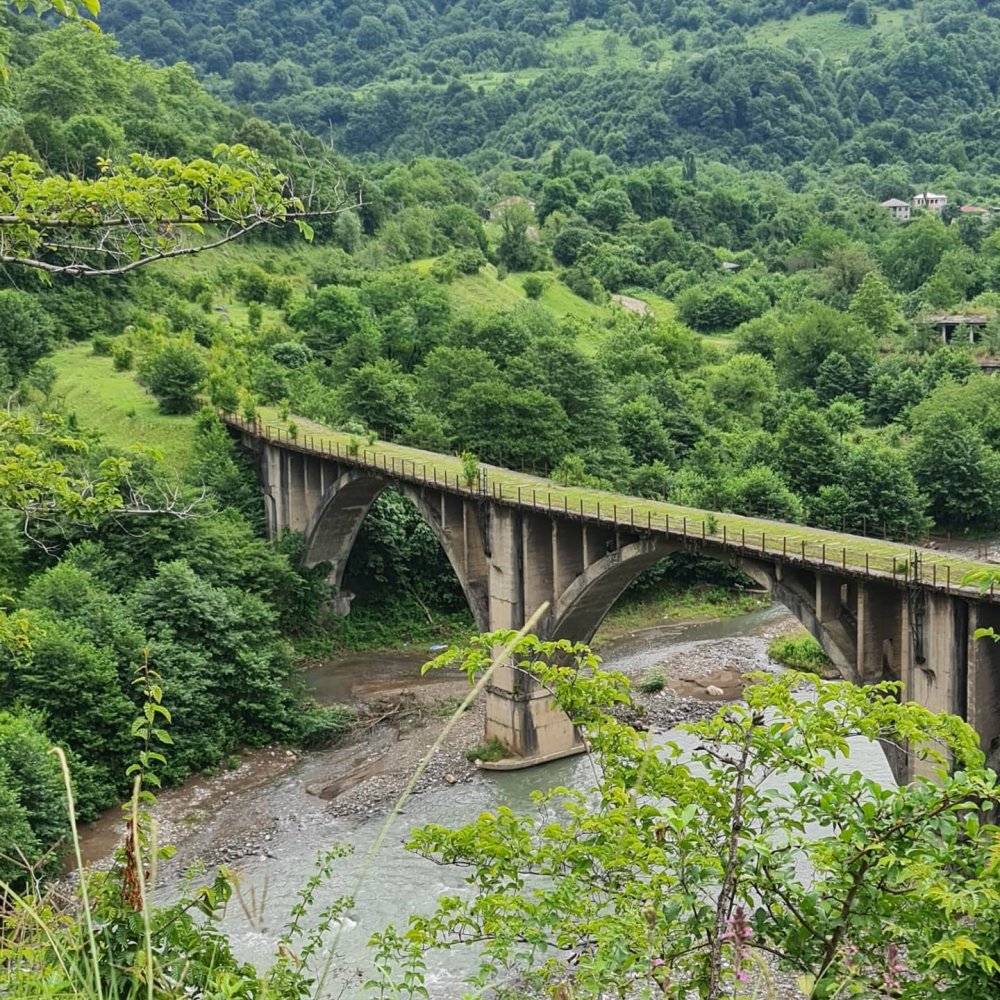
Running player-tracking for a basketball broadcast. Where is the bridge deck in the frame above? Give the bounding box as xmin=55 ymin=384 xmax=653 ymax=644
xmin=225 ymin=409 xmax=1000 ymax=604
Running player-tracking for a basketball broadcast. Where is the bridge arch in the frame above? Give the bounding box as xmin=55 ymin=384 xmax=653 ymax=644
xmin=302 ymin=469 xmax=490 ymax=631
xmin=543 ymin=538 xmax=858 ymax=682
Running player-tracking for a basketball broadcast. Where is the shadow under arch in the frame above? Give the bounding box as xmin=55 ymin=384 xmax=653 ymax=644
xmin=544 ymin=539 xmax=858 ymax=682
xmin=301 ymin=468 xmax=490 ymax=631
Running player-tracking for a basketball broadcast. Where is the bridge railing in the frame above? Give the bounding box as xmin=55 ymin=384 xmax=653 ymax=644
xmin=223 ymin=413 xmax=1000 ymax=604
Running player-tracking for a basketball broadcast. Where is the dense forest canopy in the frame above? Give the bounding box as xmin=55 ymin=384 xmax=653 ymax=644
xmin=87 ymin=0 xmax=1000 ymax=184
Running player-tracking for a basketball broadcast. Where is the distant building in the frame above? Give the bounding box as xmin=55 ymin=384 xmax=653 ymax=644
xmin=721 ymin=260 xmax=741 ymax=272
xmin=880 ymin=198 xmax=911 ymax=221
xmin=912 ymin=191 xmax=947 ymax=213
xmin=921 ymin=311 xmax=991 ymax=344
xmin=960 ymin=204 xmax=991 ymax=220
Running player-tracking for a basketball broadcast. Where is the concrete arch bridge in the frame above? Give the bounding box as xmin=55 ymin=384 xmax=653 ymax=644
xmin=226 ymin=414 xmax=1000 ymax=783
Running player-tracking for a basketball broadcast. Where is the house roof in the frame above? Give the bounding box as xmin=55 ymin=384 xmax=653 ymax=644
xmin=881 ymin=198 xmax=909 ymax=207
xmin=922 ymin=312 xmax=991 ymax=325
xmin=913 ymin=192 xmax=946 ymax=200
xmin=960 ymin=205 xmax=990 ymax=214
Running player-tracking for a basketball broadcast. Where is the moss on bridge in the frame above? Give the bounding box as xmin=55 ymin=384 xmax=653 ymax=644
xmin=243 ymin=408 xmax=1000 ymax=603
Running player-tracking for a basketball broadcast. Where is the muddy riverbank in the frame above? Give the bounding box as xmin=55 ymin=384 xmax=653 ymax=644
xmin=76 ymin=604 xmax=799 ymax=872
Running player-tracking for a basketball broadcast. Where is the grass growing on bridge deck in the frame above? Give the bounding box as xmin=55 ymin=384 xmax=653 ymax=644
xmin=247 ymin=408 xmax=1000 ymax=601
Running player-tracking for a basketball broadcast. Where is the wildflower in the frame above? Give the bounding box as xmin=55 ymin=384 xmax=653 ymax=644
xmin=723 ymin=905 xmax=754 ymax=983
xmin=883 ymin=942 xmax=905 ymax=996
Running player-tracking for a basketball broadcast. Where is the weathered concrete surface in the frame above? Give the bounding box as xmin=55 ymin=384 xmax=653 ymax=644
xmin=240 ymin=434 xmax=1000 ymax=781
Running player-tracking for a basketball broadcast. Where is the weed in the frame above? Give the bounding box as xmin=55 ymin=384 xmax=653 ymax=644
xmin=465 ymin=738 xmax=507 ymax=763
xmin=638 ymin=668 xmax=667 ymax=694
xmin=767 ymin=634 xmax=832 ymax=672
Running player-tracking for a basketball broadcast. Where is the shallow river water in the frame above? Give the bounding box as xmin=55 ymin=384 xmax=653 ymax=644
xmin=176 ymin=607 xmax=894 ymax=998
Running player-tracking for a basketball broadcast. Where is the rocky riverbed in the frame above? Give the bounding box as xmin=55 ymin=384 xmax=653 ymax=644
xmin=79 ymin=607 xmax=798 ymax=869
xmin=74 ymin=605 xmax=815 ymax=998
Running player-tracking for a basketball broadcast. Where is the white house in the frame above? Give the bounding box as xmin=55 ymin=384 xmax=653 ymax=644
xmin=880 ymin=198 xmax=911 ymax=221
xmin=912 ymin=191 xmax=947 ymax=213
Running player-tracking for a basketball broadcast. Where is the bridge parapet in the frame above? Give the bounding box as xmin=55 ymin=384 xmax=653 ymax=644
xmin=226 ymin=411 xmax=1000 ymax=782
xmin=224 ymin=411 xmax=1000 ymax=605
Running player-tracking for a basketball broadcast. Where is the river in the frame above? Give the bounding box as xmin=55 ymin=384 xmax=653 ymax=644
xmin=74 ymin=605 xmax=892 ymax=1000
xmin=79 ymin=606 xmax=895 ymax=996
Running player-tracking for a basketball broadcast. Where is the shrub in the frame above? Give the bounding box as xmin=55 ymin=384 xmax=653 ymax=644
xmin=522 ymin=274 xmax=544 ymax=299
xmin=297 ymin=703 xmax=357 ymax=748
xmin=140 ymin=341 xmax=206 ymax=414
xmin=638 ymin=668 xmax=667 ymax=694
xmin=91 ymin=333 xmax=114 ymax=356
xmin=466 ymin=738 xmax=506 ymax=763
xmin=460 ymin=450 xmax=479 ymax=488
xmin=767 ymin=633 xmax=832 ymax=672
xmin=111 ymin=341 xmax=134 ymax=371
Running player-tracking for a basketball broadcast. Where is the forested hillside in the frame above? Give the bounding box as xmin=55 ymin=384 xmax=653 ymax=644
xmin=97 ymin=0 xmax=1000 ymax=181
xmin=7 ymin=3 xmax=1000 ymax=998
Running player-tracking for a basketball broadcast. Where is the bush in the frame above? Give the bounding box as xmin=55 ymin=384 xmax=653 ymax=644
xmin=767 ymin=633 xmax=832 ymax=672
xmin=91 ymin=333 xmax=114 ymax=356
xmin=522 ymin=275 xmax=544 ymax=299
xmin=466 ymin=738 xmax=506 ymax=763
xmin=296 ymin=703 xmax=357 ymax=748
xmin=140 ymin=341 xmax=207 ymax=414
xmin=638 ymin=668 xmax=667 ymax=694
xmin=0 ymin=709 xmax=70 ymax=888
xmin=111 ymin=341 xmax=134 ymax=371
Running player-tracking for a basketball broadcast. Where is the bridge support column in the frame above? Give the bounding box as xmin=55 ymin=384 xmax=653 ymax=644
xmin=894 ymin=591 xmax=969 ymax=783
xmin=482 ymin=508 xmax=585 ymax=768
xmin=284 ymin=451 xmax=310 ymax=533
xmin=856 ymin=581 xmax=903 ymax=682
xmin=968 ymin=603 xmax=1000 ymax=770
xmin=263 ymin=444 xmax=283 ymax=539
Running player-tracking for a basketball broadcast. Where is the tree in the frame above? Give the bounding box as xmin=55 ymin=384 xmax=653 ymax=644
xmin=826 ymin=398 xmax=863 ymax=439
xmin=0 ymin=608 xmax=135 ymax=817
xmin=290 ymin=285 xmax=378 ymax=361
xmin=723 ymin=464 xmax=804 ymax=520
xmin=495 ymin=201 xmax=539 ymax=271
xmin=617 ymin=394 xmax=676 ymax=467
xmin=676 ymin=282 xmax=767 ymax=332
xmin=2 ymin=1 xmax=100 ymax=82
xmin=0 ymin=709 xmax=69 ymax=887
xmin=812 ymin=445 xmax=930 ymax=538
xmin=395 ymin=643 xmax=1000 ymax=999
xmin=881 ymin=213 xmax=958 ymax=293
xmin=703 ymin=353 xmax=776 ymax=427
xmin=449 ymin=381 xmax=570 ymax=469
xmin=579 ymin=187 xmax=633 ymax=231
xmin=340 ymin=358 xmax=415 ymax=437
xmin=0 ymin=146 xmax=325 ymax=277
xmin=774 ymin=406 xmax=841 ymax=497
xmin=0 ymin=290 xmax=55 ymax=384
xmin=140 ymin=341 xmax=207 ymax=414
xmin=909 ymin=409 xmax=1000 ymax=529
xmin=849 ymin=271 xmax=898 ymax=339
xmin=775 ymin=304 xmax=875 ymax=390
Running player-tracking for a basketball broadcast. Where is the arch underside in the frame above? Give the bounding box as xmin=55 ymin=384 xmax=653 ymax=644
xmin=302 ymin=471 xmax=489 ymax=630
xmin=301 ymin=476 xmax=854 ymax=678
xmin=545 ymin=540 xmax=856 ymax=681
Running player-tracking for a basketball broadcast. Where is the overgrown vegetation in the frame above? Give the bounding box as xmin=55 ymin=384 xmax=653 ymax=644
xmin=768 ymin=633 xmax=835 ymax=672
xmin=6 ymin=3 xmax=1000 ymax=994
